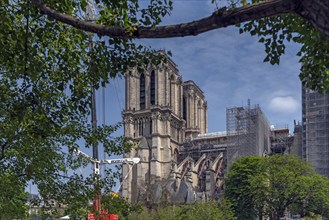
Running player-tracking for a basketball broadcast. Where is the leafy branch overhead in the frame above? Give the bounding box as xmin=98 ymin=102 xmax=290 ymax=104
xmin=31 ymin=0 xmax=329 ymax=39
xmin=31 ymin=0 xmax=329 ymax=93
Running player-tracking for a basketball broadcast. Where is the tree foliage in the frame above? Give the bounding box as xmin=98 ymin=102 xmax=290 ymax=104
xmin=0 ymin=173 xmax=28 ymax=218
xmin=127 ymin=200 xmax=236 ymax=220
xmin=225 ymin=155 xmax=329 ymax=220
xmin=238 ymin=6 xmax=329 ymax=93
xmin=102 ymin=193 xmax=142 ymax=220
xmin=224 ymin=156 xmax=263 ymax=220
xmin=0 ymin=0 xmax=166 ymax=217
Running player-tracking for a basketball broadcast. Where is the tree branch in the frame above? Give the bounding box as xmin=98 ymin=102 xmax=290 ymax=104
xmin=0 ymin=141 xmax=8 ymax=161
xmin=31 ymin=0 xmax=299 ymax=39
xmin=297 ymin=0 xmax=329 ymax=38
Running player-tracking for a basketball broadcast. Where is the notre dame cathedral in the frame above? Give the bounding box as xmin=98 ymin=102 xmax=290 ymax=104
xmin=121 ymin=55 xmax=277 ymax=205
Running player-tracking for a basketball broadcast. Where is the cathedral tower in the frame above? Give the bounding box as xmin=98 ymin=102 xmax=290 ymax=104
xmin=122 ymin=57 xmax=184 ymax=203
xmin=183 ymin=80 xmax=208 ymax=139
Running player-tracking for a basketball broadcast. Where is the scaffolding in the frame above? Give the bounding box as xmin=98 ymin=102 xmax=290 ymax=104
xmin=270 ymin=127 xmax=294 ymax=154
xmin=226 ymin=102 xmax=271 ymax=166
xmin=302 ymin=88 xmax=329 ymax=176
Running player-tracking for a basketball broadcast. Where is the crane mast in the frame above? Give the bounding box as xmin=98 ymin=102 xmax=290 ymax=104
xmin=74 ymin=148 xmax=140 ymax=220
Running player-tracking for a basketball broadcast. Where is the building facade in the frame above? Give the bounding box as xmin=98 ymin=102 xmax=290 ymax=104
xmin=121 ymin=57 xmax=208 ymax=204
xmin=121 ymin=56 xmax=282 ymax=204
xmin=302 ymin=87 xmax=329 ymax=176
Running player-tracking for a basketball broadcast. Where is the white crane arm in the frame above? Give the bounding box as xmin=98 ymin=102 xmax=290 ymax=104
xmin=99 ymin=158 xmax=140 ymax=165
xmin=73 ymin=149 xmax=96 ymax=162
xmin=73 ymin=149 xmax=140 ymax=166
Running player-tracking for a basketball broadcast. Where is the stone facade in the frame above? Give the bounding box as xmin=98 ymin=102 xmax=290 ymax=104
xmin=121 ymin=57 xmax=207 ymax=203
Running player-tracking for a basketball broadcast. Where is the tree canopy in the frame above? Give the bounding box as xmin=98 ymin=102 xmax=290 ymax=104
xmin=225 ymin=155 xmax=329 ymax=220
xmin=127 ymin=200 xmax=236 ymax=220
xmin=0 ymin=0 xmax=147 ymax=216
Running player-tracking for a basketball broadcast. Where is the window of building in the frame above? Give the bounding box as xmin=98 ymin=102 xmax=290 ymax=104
xmin=173 ymin=148 xmax=178 ymax=162
xmin=151 ymin=71 xmax=156 ymax=105
xmin=140 ymin=73 xmax=145 ymax=109
xmin=150 ymin=118 xmax=153 ymax=134
xmin=169 ymin=75 xmax=174 ymax=107
xmin=183 ymin=96 xmax=187 ymax=120
xmin=139 ymin=119 xmax=143 ymax=136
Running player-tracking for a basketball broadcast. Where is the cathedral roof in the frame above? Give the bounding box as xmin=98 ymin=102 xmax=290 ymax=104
xmin=183 ymin=80 xmax=204 ymax=97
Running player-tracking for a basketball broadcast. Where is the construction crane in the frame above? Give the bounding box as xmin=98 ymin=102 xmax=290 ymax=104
xmin=74 ymin=149 xmax=140 ymax=175
xmin=83 ymin=1 xmax=139 ymax=219
xmin=74 ymin=149 xmax=140 ymax=220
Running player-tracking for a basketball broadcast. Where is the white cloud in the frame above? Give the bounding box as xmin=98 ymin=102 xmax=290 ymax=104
xmin=269 ymin=96 xmax=299 ymax=113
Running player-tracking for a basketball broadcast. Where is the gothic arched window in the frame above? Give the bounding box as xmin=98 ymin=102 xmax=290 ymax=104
xmin=183 ymin=96 xmax=187 ymax=121
xmin=169 ymin=75 xmax=174 ymax=107
xmin=139 ymin=119 xmax=143 ymax=136
xmin=150 ymin=71 xmax=156 ymax=105
xmin=173 ymin=148 xmax=178 ymax=162
xmin=140 ymin=73 xmax=145 ymax=110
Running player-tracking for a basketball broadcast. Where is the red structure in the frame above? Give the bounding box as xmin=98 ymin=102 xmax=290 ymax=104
xmin=88 ymin=212 xmax=118 ymax=220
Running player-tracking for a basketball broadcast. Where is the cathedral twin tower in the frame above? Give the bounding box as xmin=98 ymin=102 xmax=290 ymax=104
xmin=122 ymin=56 xmax=208 ymax=203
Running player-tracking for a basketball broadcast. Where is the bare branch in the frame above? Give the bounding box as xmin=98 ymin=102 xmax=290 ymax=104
xmin=31 ymin=0 xmax=299 ymax=39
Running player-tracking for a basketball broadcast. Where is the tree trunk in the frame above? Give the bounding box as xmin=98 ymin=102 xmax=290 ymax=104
xmin=297 ymin=0 xmax=329 ymax=38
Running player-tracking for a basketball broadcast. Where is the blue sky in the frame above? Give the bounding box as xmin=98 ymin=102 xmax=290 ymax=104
xmin=103 ymin=1 xmax=302 ymax=134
